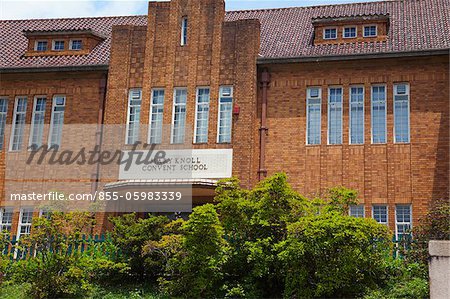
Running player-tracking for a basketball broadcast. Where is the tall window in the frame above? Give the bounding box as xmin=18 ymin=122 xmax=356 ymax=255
xmin=29 ymin=96 xmax=46 ymax=148
xmin=328 ymin=87 xmax=343 ymax=144
xmin=371 ymin=85 xmax=386 ymax=143
xmin=149 ymin=89 xmax=165 ymax=144
xmin=126 ymin=89 xmax=142 ymax=145
xmin=307 ymin=87 xmax=321 ymax=145
xmin=194 ymin=88 xmax=210 ymax=144
xmin=0 ymin=98 xmax=8 ymax=150
xmin=349 ymin=205 xmax=365 ymax=218
xmin=0 ymin=207 xmax=13 ymax=232
xmin=395 ymin=205 xmax=412 ymax=240
xmin=18 ymin=208 xmax=33 ymax=238
xmin=217 ymin=86 xmax=233 ymax=143
xmin=350 ymin=86 xmax=364 ymax=144
xmin=171 ymin=88 xmax=187 ymax=144
xmin=394 ymin=83 xmax=410 ymax=143
xmin=181 ymin=17 xmax=188 ymax=46
xmin=10 ymin=97 xmax=27 ymax=151
xmin=372 ymin=205 xmax=388 ymax=225
xmin=49 ymin=95 xmax=66 ymax=148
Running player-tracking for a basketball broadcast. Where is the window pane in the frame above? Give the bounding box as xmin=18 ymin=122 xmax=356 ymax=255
xmin=350 ymin=205 xmax=365 ymax=218
xmin=195 ymin=88 xmax=210 ymax=143
xmin=371 ymin=86 xmax=386 ymax=143
xmin=307 ymin=88 xmax=321 ymax=145
xmin=373 ymin=205 xmax=388 ymax=224
xmin=394 ymin=84 xmax=410 ymax=143
xmin=350 ymin=87 xmax=364 ymax=144
xmin=149 ymin=89 xmax=164 ymax=144
xmin=328 ymin=87 xmax=342 ymax=144
xmin=0 ymin=207 xmax=13 ymax=232
xmin=49 ymin=96 xmax=66 ymax=148
xmin=172 ymin=89 xmax=187 ymax=144
xmin=0 ymin=98 xmax=8 ymax=150
xmin=126 ymin=89 xmax=142 ymax=145
xmin=11 ymin=97 xmax=27 ymax=151
xmin=218 ymin=86 xmax=233 ymax=143
xmin=30 ymin=97 xmax=46 ymax=148
xmin=396 ymin=205 xmax=412 ymax=239
xmin=324 ymin=28 xmax=337 ymax=39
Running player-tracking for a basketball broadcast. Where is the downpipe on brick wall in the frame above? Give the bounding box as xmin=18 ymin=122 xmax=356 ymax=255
xmin=258 ymin=68 xmax=270 ymax=181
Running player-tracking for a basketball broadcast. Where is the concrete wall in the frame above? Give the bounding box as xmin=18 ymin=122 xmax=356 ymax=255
xmin=429 ymin=240 xmax=450 ymax=299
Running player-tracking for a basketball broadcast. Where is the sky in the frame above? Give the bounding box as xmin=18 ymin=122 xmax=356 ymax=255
xmin=1 ymin=0 xmax=380 ymax=20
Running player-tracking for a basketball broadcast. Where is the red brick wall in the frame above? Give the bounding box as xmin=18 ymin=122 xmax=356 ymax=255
xmin=258 ymin=54 xmax=449 ymax=229
xmin=104 ymin=0 xmax=261 ymax=189
xmin=0 ymin=70 xmax=106 ymax=234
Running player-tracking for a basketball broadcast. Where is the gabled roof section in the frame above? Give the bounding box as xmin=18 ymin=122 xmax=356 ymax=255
xmin=1 ymin=15 xmax=147 ymax=71
xmin=226 ymin=0 xmax=449 ymax=60
xmin=0 ymin=0 xmax=448 ymax=71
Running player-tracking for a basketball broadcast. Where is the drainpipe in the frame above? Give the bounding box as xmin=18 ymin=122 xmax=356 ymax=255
xmin=91 ymin=73 xmax=107 ymax=194
xmin=258 ymin=68 xmax=270 ymax=181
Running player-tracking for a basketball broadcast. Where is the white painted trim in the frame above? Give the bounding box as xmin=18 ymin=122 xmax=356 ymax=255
xmin=9 ymin=96 xmax=27 ymax=152
xmin=193 ymin=87 xmax=210 ymax=144
xmin=349 ymin=85 xmax=365 ymax=145
xmin=28 ymin=95 xmax=46 ymax=149
xmin=323 ymin=27 xmax=338 ymax=40
xmin=48 ymin=95 xmax=66 ymax=147
xmin=370 ymin=84 xmax=387 ymax=144
xmin=147 ymin=88 xmax=165 ymax=144
xmin=306 ymin=87 xmax=322 ymax=145
xmin=327 ymin=86 xmax=343 ymax=145
xmin=170 ymin=88 xmax=187 ymax=144
xmin=216 ymin=86 xmax=234 ymax=144
xmin=393 ymin=83 xmax=411 ymax=144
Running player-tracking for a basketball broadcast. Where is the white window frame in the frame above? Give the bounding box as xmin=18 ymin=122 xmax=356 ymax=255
xmin=323 ymin=27 xmax=337 ymax=40
xmin=69 ymin=39 xmax=82 ymax=50
xmin=34 ymin=40 xmax=48 ymax=51
xmin=52 ymin=40 xmax=65 ymax=51
xmin=125 ymin=89 xmax=142 ymax=145
xmin=29 ymin=96 xmax=46 ymax=149
xmin=181 ymin=17 xmax=188 ymax=46
xmin=343 ymin=26 xmax=357 ymax=38
xmin=306 ymin=87 xmax=322 ymax=145
xmin=349 ymin=205 xmax=365 ymax=218
xmin=194 ymin=87 xmax=210 ymax=144
xmin=9 ymin=96 xmax=27 ymax=152
xmin=393 ymin=83 xmax=410 ymax=143
xmin=372 ymin=205 xmax=388 ymax=225
xmin=363 ymin=25 xmax=378 ymax=37
xmin=349 ymin=86 xmax=365 ymax=145
xmin=217 ymin=86 xmax=233 ymax=144
xmin=48 ymin=95 xmax=66 ymax=148
xmin=17 ymin=207 xmax=34 ymax=239
xmin=0 ymin=97 xmax=8 ymax=150
xmin=148 ymin=89 xmax=165 ymax=145
xmin=395 ymin=204 xmax=412 ymax=240
xmin=328 ymin=86 xmax=343 ymax=145
xmin=171 ymin=88 xmax=187 ymax=144
xmin=371 ymin=84 xmax=387 ymax=144
xmin=0 ymin=207 xmax=13 ymax=233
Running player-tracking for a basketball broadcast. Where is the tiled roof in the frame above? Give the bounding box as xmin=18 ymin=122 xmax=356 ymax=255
xmin=0 ymin=15 xmax=147 ymax=70
xmin=1 ymin=0 xmax=449 ymax=70
xmin=226 ymin=0 xmax=450 ymax=59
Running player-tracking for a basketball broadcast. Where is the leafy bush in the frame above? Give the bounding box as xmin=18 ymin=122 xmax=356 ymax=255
xmin=408 ymin=198 xmax=450 ymax=265
xmin=3 ymin=212 xmax=128 ymax=298
xmin=278 ymin=212 xmax=391 ymax=298
xmin=109 ymin=213 xmax=170 ymax=280
xmin=155 ymin=204 xmax=228 ymax=298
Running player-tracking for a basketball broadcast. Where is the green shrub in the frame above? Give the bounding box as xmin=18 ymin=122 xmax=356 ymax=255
xmin=278 ymin=212 xmax=391 ymax=298
xmin=156 ymin=204 xmax=228 ymax=298
xmin=109 ymin=213 xmax=170 ymax=280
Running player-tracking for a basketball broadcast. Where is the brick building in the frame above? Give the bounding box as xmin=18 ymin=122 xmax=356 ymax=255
xmin=0 ymin=0 xmax=448 ymax=237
